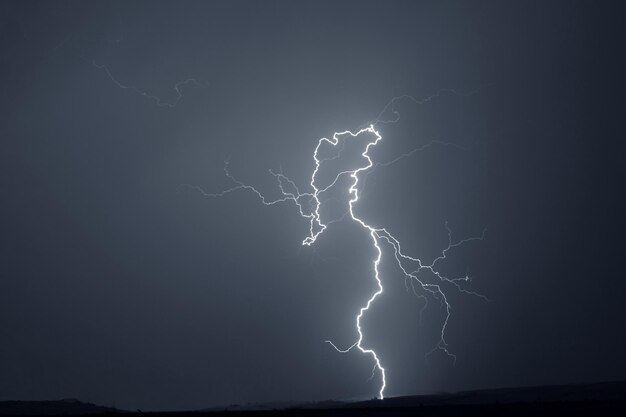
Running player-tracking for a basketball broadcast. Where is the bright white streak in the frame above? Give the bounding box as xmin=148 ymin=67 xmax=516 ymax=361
xmin=189 ymin=124 xmax=486 ymax=400
xmin=311 ymin=126 xmax=387 ymax=399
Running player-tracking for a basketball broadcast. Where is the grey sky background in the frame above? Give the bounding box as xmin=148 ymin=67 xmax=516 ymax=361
xmin=1 ymin=0 xmax=625 ymax=411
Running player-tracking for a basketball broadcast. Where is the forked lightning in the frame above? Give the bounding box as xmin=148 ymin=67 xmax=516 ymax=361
xmin=189 ymin=119 xmax=485 ymax=399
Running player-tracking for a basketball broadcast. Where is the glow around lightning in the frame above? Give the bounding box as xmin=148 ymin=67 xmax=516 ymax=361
xmin=190 ymin=120 xmax=486 ymax=400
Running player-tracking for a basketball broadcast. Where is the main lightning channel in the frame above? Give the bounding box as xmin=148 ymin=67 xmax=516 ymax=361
xmin=312 ymin=126 xmax=387 ymax=399
xmin=189 ymin=123 xmax=486 ymax=400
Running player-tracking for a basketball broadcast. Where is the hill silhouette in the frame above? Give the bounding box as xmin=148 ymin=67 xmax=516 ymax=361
xmin=2 ymin=381 xmax=625 ymax=416
xmin=0 ymin=399 xmax=119 ymax=415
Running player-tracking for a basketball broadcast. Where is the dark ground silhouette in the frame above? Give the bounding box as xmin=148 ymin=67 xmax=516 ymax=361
xmin=2 ymin=381 xmax=625 ymax=416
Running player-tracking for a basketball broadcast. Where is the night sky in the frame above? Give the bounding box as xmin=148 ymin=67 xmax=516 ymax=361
xmin=1 ymin=0 xmax=625 ymax=411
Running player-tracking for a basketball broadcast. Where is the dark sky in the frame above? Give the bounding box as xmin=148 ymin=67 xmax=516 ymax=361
xmin=1 ymin=0 xmax=625 ymax=411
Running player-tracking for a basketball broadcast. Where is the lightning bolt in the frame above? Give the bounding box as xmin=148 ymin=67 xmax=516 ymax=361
xmin=92 ymin=60 xmax=208 ymax=107
xmin=187 ymin=99 xmax=486 ymax=400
